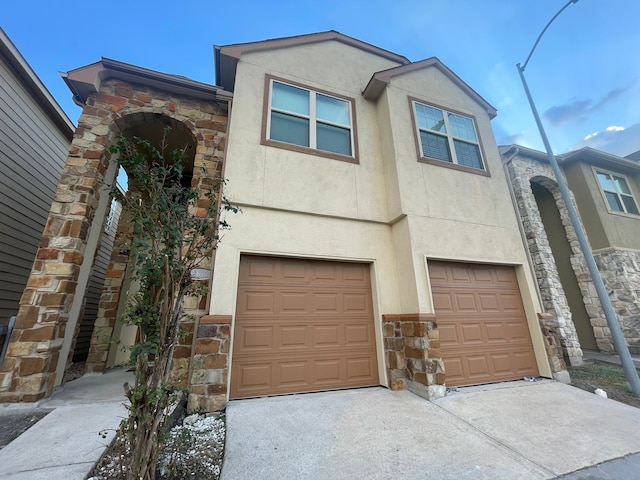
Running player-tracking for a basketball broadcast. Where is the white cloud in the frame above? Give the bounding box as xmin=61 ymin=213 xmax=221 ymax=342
xmin=570 ymin=123 xmax=640 ymax=157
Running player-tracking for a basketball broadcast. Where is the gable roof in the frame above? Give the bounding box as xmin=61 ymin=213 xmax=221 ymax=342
xmin=0 ymin=28 xmax=74 ymax=139
xmin=62 ymin=57 xmax=232 ymax=106
xmin=363 ymin=58 xmax=497 ymax=119
xmin=214 ymin=30 xmax=410 ymax=92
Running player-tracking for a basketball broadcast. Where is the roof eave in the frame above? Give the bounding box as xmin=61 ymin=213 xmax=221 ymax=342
xmin=62 ymin=57 xmax=232 ymax=107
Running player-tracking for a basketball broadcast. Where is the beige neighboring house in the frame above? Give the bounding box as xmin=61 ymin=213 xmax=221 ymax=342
xmin=0 ymin=29 xmax=74 ymax=364
xmin=501 ymin=144 xmax=640 ymax=361
xmin=205 ymin=30 xmax=563 ymax=406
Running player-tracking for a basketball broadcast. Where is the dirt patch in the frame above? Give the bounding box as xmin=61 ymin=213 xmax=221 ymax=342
xmin=568 ymin=360 xmax=640 ymax=409
xmin=0 ymin=408 xmax=52 ymax=449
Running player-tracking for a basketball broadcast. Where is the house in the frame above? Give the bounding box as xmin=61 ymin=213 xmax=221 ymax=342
xmin=0 ymin=29 xmax=74 ymax=364
xmin=193 ymin=31 xmax=564 ymax=410
xmin=501 ymin=144 xmax=640 ymax=362
xmin=1 ymin=31 xmax=565 ymax=410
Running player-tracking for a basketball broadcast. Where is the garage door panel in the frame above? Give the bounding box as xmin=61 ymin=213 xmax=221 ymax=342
xmin=279 ymin=325 xmax=307 ymax=348
xmin=231 ymin=256 xmax=378 ymax=399
xmin=238 ymin=326 xmax=273 ymax=350
xmin=345 ymin=324 xmax=373 ymax=345
xmin=242 ymin=291 xmax=275 ymax=313
xmin=460 ymin=323 xmax=484 ymax=343
xmin=346 ymin=357 xmax=376 ymax=380
xmin=467 ymin=355 xmax=490 ymax=375
xmin=429 ymin=261 xmax=538 ymax=387
xmin=312 ymin=325 xmax=341 ymax=346
xmin=236 ymin=364 xmax=272 ymax=390
xmin=477 ymin=293 xmax=500 ymax=312
xmin=280 ymin=292 xmax=308 ymax=312
xmin=314 ymin=359 xmax=341 ymax=382
xmin=454 ymin=293 xmax=477 ymax=311
xmin=438 ymin=323 xmax=459 ymax=344
xmin=279 ymin=361 xmax=308 ymax=385
xmin=432 ymin=292 xmax=455 ymax=312
xmin=312 ymin=293 xmax=339 ymax=312
xmin=343 ymin=293 xmax=371 ymax=313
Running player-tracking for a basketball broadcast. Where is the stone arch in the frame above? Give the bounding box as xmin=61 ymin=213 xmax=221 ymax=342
xmin=0 ymin=73 xmax=228 ymax=402
xmin=529 ymin=177 xmax=597 ymax=351
xmin=506 ymin=158 xmax=588 ymax=366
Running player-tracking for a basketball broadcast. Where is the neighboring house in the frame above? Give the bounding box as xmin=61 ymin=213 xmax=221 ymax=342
xmin=0 ymin=29 xmax=74 ymax=364
xmin=2 ymin=31 xmax=569 ymax=409
xmin=501 ymin=144 xmax=640 ymax=361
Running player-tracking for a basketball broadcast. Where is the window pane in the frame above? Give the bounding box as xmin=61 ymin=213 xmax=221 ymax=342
xmin=272 ymin=82 xmax=309 ymax=115
xmin=448 ymin=113 xmax=478 ymax=142
xmin=420 ymin=131 xmax=451 ymax=162
xmin=622 ymin=195 xmax=640 ymax=215
xmin=605 ymin=191 xmax=624 ymax=212
xmin=453 ymin=139 xmax=483 ymax=170
xmin=613 ymin=176 xmax=632 ymax=195
xmin=270 ymin=111 xmax=309 ymax=147
xmin=415 ymin=104 xmax=446 ymax=133
xmin=597 ymin=172 xmax=616 ymax=192
xmin=317 ymin=94 xmax=350 ymax=126
xmin=317 ymin=122 xmax=351 ymax=155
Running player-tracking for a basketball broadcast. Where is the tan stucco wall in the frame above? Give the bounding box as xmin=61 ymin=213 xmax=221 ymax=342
xmin=212 ymin=39 xmax=552 ymax=383
xmin=566 ymin=162 xmax=640 ymax=251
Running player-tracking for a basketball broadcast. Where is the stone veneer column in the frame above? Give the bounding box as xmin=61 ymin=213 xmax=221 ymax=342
xmin=1 ymin=78 xmax=228 ymax=402
xmin=382 ymin=314 xmax=445 ymax=399
xmin=0 ymin=107 xmax=113 ymax=402
xmin=187 ymin=315 xmax=231 ymax=412
xmin=593 ymin=249 xmax=640 ymax=353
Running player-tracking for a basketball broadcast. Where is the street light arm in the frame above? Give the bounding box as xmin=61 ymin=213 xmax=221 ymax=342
xmin=520 ymin=0 xmax=580 ymax=72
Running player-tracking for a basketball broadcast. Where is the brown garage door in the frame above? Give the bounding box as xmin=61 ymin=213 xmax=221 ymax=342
xmin=230 ymin=255 xmax=378 ymax=399
xmin=429 ymin=261 xmax=538 ymax=387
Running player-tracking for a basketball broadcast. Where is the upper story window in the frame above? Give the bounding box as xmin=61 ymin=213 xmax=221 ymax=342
xmin=595 ymin=170 xmax=639 ymax=215
xmin=411 ymin=99 xmax=487 ymax=174
xmin=263 ymin=76 xmax=357 ymax=163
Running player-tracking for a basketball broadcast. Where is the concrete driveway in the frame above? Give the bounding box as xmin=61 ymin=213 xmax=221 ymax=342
xmin=222 ymin=380 xmax=640 ymax=479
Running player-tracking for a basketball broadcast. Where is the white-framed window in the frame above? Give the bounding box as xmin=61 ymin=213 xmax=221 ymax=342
xmin=412 ymin=100 xmax=485 ymax=172
xmin=595 ymin=169 xmax=639 ymax=215
xmin=266 ymin=78 xmax=355 ymax=158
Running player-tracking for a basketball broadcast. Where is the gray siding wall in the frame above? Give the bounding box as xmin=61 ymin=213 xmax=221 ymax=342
xmin=0 ymin=51 xmax=70 ymax=328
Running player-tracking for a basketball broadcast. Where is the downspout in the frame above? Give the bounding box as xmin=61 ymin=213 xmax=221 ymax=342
xmin=501 ymin=146 xmax=545 ymax=310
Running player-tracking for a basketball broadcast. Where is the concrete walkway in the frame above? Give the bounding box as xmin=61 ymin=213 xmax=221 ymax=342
xmin=0 ymin=369 xmax=131 ymax=479
xmin=222 ymin=381 xmax=640 ymax=480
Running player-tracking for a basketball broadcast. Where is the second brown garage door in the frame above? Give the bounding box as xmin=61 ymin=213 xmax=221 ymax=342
xmin=230 ymin=255 xmax=379 ymax=399
xmin=429 ymin=261 xmax=538 ymax=387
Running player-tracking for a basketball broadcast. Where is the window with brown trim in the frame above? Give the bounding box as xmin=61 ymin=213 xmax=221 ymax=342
xmin=262 ymin=75 xmax=358 ymax=163
xmin=595 ymin=169 xmax=640 ymax=215
xmin=410 ymin=98 xmax=487 ymax=174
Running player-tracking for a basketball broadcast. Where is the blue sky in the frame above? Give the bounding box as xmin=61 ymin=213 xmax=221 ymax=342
xmin=3 ymin=0 xmax=640 ymax=157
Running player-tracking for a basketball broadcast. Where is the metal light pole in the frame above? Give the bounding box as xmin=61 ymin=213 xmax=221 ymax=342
xmin=517 ymin=0 xmax=640 ymax=394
